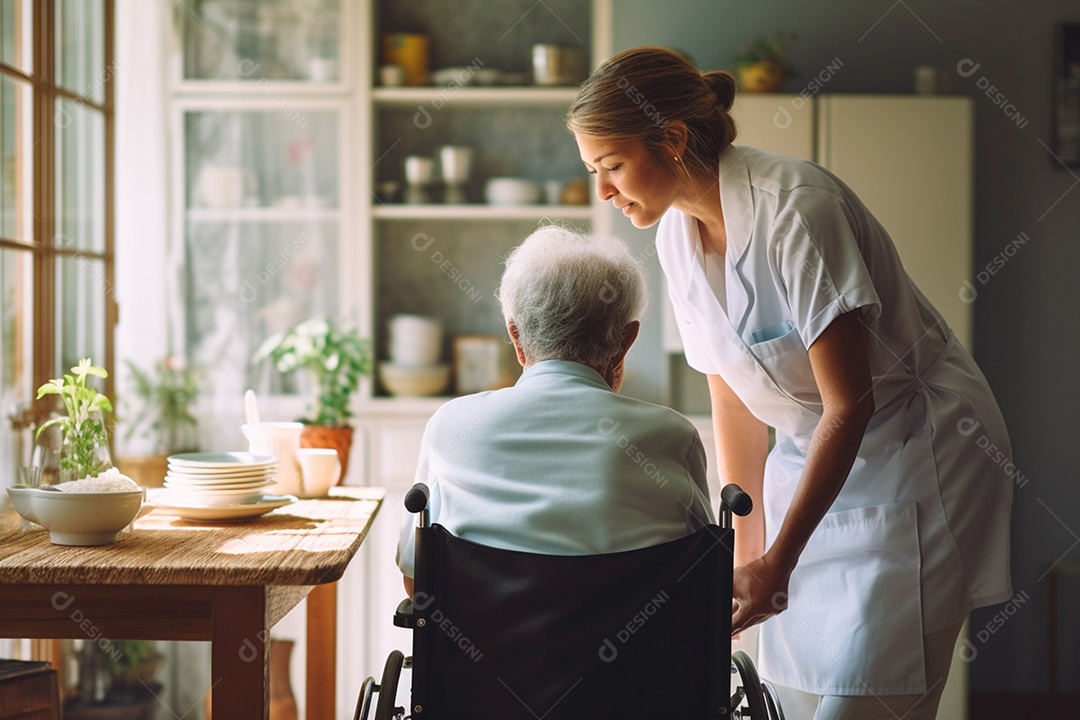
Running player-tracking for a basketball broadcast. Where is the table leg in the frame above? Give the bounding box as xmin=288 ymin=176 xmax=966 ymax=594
xmin=306 ymin=582 xmax=337 ymax=720
xmin=211 ymin=586 xmax=268 ymax=719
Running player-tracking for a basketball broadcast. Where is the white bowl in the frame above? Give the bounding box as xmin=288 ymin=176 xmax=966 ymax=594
xmin=6 ymin=485 xmax=144 ymax=546
xmin=379 ymin=362 xmax=451 ymax=397
xmin=485 ymin=177 xmax=542 ymax=206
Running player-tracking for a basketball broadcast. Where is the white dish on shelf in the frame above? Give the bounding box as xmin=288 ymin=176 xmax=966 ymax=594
xmin=152 ymin=493 xmax=297 ymax=522
xmin=485 ymin=177 xmax=542 ymax=206
xmin=167 ymin=452 xmax=277 ymax=470
xmin=379 ymin=362 xmax=451 ymax=397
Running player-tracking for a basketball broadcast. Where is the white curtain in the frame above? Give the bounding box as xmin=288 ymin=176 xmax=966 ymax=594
xmin=116 ymin=5 xmax=214 ymax=719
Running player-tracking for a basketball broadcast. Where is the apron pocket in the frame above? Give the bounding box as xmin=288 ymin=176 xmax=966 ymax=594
xmin=758 ymin=502 xmax=926 ymax=696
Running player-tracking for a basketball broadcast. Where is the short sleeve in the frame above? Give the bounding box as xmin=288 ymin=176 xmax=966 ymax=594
xmin=772 ymin=188 xmax=881 ymax=347
xmin=682 ymin=430 xmax=715 ymax=531
xmin=395 ymin=425 xmax=439 ymax=578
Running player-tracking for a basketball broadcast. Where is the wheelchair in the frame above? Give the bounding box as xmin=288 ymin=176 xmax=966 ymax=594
xmin=357 ymin=482 xmax=785 ymax=719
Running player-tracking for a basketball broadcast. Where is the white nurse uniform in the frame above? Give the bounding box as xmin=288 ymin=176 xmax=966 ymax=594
xmin=657 ymin=146 xmax=1013 ymax=695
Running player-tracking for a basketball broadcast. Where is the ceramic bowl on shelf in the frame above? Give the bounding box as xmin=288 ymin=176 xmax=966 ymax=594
xmin=485 ymin=177 xmax=542 ymax=206
xmin=6 ymin=484 xmax=144 ymax=546
xmin=379 ymin=362 xmax=451 ymax=397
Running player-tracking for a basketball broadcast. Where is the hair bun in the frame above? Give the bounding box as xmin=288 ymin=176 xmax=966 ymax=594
xmin=702 ymin=71 xmax=737 ymax=112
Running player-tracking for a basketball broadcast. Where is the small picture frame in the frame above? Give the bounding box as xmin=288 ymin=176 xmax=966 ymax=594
xmin=453 ymin=335 xmax=518 ymax=394
xmin=1053 ymin=23 xmax=1080 ymax=166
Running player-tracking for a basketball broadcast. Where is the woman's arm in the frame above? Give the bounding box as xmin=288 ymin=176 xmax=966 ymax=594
xmin=706 ymin=373 xmax=769 ymax=568
xmin=730 ymin=309 xmax=876 ymax=635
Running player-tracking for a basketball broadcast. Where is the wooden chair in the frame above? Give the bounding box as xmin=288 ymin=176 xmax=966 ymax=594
xmin=0 ymin=659 xmax=61 ymax=720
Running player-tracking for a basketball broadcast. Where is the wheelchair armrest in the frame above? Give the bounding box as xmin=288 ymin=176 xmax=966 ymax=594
xmin=393 ymin=597 xmax=415 ymax=628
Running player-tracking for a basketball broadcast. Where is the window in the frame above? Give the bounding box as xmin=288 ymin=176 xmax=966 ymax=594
xmin=0 ymin=0 xmax=114 ymax=486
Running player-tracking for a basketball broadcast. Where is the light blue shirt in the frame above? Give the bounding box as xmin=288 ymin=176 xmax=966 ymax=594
xmin=397 ymin=360 xmax=714 ymax=577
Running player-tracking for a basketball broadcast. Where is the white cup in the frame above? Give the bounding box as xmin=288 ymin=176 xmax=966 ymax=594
xmin=404 ymin=156 xmax=435 ymax=186
xmin=241 ymin=421 xmax=304 ymax=496
xmin=389 ymin=314 xmax=442 ymax=365
xmin=296 ymin=448 xmax=341 ymax=498
xmin=438 ymin=145 xmax=473 ymax=185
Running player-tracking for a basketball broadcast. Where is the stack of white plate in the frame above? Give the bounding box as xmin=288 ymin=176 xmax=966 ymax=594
xmin=164 ymin=452 xmax=278 ymax=507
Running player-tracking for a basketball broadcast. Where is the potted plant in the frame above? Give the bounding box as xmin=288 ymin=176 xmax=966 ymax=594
xmin=115 ymin=357 xmax=201 ymax=487
xmin=35 ymin=358 xmax=114 ymax=482
xmin=253 ymin=318 xmax=372 ymax=479
xmin=733 ymin=30 xmax=799 ymax=93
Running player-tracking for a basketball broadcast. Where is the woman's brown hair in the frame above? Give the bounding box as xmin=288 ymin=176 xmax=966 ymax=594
xmin=567 ymin=46 xmax=737 ymax=180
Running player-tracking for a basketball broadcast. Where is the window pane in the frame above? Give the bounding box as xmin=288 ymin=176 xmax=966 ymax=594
xmin=186 ymin=110 xmax=338 ymax=209
xmin=0 ymin=0 xmax=32 ymax=74
xmin=0 ymin=73 xmax=32 ymax=242
xmin=55 ymin=99 xmax=105 ymax=253
xmin=185 ymin=221 xmax=339 ymax=398
xmin=181 ymin=0 xmax=341 ymax=82
xmin=55 ymin=254 xmax=107 ymax=377
xmin=0 ymin=247 xmax=33 ymax=485
xmin=56 ymin=0 xmax=105 ymax=103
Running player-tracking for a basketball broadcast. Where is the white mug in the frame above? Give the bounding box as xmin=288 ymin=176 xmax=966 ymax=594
xmin=241 ymin=421 xmax=304 ymax=496
xmin=296 ymin=448 xmax=341 ymax=498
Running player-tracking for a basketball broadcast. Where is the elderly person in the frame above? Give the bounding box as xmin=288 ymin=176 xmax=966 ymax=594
xmin=397 ymin=226 xmax=714 ymax=594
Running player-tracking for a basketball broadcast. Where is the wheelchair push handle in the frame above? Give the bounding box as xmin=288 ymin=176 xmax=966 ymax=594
xmin=719 ymin=483 xmax=753 ymax=530
xmin=405 ymin=482 xmax=431 ymax=528
xmin=720 ymin=484 xmax=753 ymax=517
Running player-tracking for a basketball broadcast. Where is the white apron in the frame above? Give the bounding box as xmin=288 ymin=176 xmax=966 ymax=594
xmin=658 ymin=146 xmax=1013 ymax=695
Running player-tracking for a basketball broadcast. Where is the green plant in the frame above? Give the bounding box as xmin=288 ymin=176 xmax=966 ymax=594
xmin=733 ymin=30 xmax=800 ymax=76
xmin=124 ymin=357 xmax=200 ymax=454
xmin=254 ymin=318 xmax=372 ymax=427
xmin=35 ymin=358 xmax=113 ymax=479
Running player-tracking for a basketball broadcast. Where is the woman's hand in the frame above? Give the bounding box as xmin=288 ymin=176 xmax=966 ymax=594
xmin=731 ymin=554 xmax=793 ymax=637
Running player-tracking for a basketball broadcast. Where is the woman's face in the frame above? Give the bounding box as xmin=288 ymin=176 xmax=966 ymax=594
xmin=574 ymin=133 xmax=679 ymax=229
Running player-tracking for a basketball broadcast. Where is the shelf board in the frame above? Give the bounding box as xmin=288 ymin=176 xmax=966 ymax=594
xmin=371 ymin=204 xmax=593 ymax=221
xmin=372 ymin=86 xmax=580 ymax=106
xmin=186 ymin=207 xmax=341 ymax=222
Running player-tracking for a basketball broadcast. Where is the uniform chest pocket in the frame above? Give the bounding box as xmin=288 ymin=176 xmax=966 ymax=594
xmin=747 ymin=321 xmax=820 ymax=402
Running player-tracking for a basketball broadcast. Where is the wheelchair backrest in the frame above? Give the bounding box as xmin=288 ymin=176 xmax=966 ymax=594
xmin=409 ymin=523 xmax=734 ymax=719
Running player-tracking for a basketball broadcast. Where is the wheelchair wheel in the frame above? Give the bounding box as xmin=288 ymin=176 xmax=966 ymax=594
xmin=374 ymin=650 xmax=405 ymax=720
xmin=731 ymin=650 xmax=768 ymax=719
xmin=763 ymin=679 xmax=786 ymax=720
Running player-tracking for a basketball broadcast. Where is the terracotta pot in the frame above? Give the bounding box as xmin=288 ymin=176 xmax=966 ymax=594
xmin=300 ymin=424 xmax=354 ymax=481
xmin=114 ymin=454 xmax=169 ymax=488
xmin=736 ymin=61 xmax=787 ymax=93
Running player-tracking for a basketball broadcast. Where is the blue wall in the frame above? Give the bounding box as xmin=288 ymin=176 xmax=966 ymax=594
xmin=611 ymin=0 xmax=1080 ymax=695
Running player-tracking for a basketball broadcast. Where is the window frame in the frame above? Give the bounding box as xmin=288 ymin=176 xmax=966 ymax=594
xmin=0 ymin=0 xmax=116 ymax=420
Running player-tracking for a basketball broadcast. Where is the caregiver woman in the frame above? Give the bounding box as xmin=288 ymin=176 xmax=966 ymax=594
xmin=569 ymin=46 xmax=1013 ymax=719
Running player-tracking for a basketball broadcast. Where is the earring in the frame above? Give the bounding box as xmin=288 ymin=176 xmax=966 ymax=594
xmin=673 ymin=155 xmax=680 ymax=163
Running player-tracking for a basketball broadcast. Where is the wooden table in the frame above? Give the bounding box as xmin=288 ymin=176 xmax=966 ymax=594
xmin=0 ymin=486 xmax=384 ymax=719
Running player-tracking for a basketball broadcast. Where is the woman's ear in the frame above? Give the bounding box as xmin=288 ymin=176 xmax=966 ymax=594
xmin=664 ymin=121 xmax=690 ymax=158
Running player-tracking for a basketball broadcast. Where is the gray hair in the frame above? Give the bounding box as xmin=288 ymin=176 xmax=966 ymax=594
xmin=498 ymin=226 xmax=647 ymax=368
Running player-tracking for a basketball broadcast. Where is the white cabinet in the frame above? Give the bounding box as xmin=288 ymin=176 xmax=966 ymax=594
xmin=816 ymin=95 xmax=973 ymax=348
